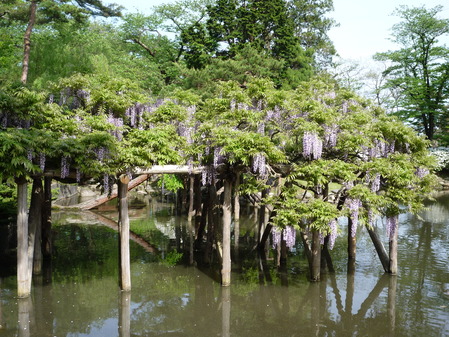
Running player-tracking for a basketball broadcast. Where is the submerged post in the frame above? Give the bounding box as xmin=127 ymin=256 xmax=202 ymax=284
xmin=347 ymin=218 xmax=356 ymax=273
xmin=389 ymin=225 xmax=398 ymax=274
xmin=221 ymin=179 xmax=232 ymax=286
xmin=16 ymin=176 xmax=30 ymax=298
xmin=118 ymin=174 xmax=131 ymax=291
xmin=310 ymin=230 xmax=321 ymax=282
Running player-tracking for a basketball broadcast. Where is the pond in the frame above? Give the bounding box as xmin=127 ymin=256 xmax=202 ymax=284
xmin=0 ymin=192 xmax=448 ymax=337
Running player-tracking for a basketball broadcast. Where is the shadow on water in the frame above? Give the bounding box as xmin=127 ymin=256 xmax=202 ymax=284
xmin=0 ymin=194 xmax=448 ymax=336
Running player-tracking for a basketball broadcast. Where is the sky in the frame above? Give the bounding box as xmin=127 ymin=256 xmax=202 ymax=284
xmin=108 ymin=0 xmax=449 ymax=61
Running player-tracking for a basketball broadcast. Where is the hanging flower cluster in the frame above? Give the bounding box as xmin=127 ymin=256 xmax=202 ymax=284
xmin=370 ymin=173 xmax=381 ymax=193
xmin=323 ymin=125 xmax=338 ymax=148
xmin=346 ymin=197 xmax=362 ymax=237
xmin=271 ymin=225 xmax=296 ymax=250
xmin=328 ymin=219 xmax=338 ymax=250
xmin=252 ymin=153 xmax=267 ymax=177
xmin=303 ymin=132 xmax=322 ymax=160
xmin=60 ymin=156 xmax=70 ymax=179
xmin=386 ymin=215 xmax=398 ymax=239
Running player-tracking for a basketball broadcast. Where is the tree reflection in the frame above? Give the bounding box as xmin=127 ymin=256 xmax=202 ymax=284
xmin=119 ymin=291 xmax=131 ymax=337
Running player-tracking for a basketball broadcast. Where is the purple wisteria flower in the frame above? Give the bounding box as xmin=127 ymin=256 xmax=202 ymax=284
xmin=415 ymin=167 xmax=429 ymax=178
xmin=328 ymin=219 xmax=338 ymax=250
xmin=386 ymin=215 xmax=398 ymax=239
xmin=27 ymin=149 xmax=33 ymax=162
xmin=303 ymin=132 xmax=322 ymax=160
xmin=284 ymin=225 xmax=296 ymax=249
xmin=271 ymin=225 xmax=296 ymax=250
xmin=252 ymin=153 xmax=267 ymax=177
xmin=61 ymin=156 xmax=70 ymax=179
xmin=371 ymin=173 xmax=381 ymax=193
xmin=346 ymin=197 xmax=362 ymax=237
xmin=39 ymin=153 xmax=46 ymax=171
xmin=272 ymin=227 xmax=282 ymax=249
xmin=324 ymin=125 xmax=338 ymax=148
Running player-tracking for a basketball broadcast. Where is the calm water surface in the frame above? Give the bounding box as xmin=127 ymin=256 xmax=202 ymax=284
xmin=0 ymin=193 xmax=448 ymax=337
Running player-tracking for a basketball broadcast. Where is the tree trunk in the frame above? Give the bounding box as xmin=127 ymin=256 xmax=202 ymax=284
xmin=16 ymin=176 xmax=30 ymax=298
xmin=322 ymin=236 xmax=335 ymax=273
xmin=195 ymin=188 xmax=210 ymax=248
xmin=388 ymin=224 xmax=398 ymax=274
xmin=258 ymin=189 xmax=268 ymax=243
xmin=30 ymin=178 xmax=44 ymax=276
xmin=205 ymin=184 xmax=218 ymax=264
xmin=21 ymin=1 xmax=37 ymax=84
xmin=187 ymin=175 xmax=195 ymax=222
xmin=221 ymin=179 xmax=232 ymax=286
xmin=388 ymin=275 xmax=397 ymax=334
xmin=118 ymin=175 xmax=131 ymax=291
xmin=233 ymin=172 xmax=240 ymax=221
xmin=366 ymin=225 xmax=389 ymax=272
xmin=42 ymin=176 xmax=52 ymax=258
xmin=300 ymin=230 xmax=312 ymax=265
xmin=280 ymin=230 xmax=287 ymax=267
xmin=193 ymin=175 xmax=202 ymax=231
xmin=310 ymin=230 xmax=321 ymax=282
xmin=347 ymin=217 xmax=356 ymax=274
xmin=257 ymin=210 xmax=276 ymax=250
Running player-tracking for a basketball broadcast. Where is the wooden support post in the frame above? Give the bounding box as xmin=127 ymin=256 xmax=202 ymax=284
xmin=204 ymin=185 xmax=217 ymax=264
xmin=221 ymin=179 xmax=232 ymax=286
xmin=233 ymin=172 xmax=240 ymax=222
xmin=258 ymin=189 xmax=268 ymax=243
xmin=118 ymin=174 xmax=131 ymax=291
xmin=16 ymin=176 xmax=30 ymax=298
xmin=388 ymin=225 xmax=398 ymax=275
xmin=187 ymin=175 xmax=195 ymax=222
xmin=42 ymin=176 xmax=52 ymax=258
xmin=388 ymin=275 xmax=397 ymax=334
xmin=193 ymin=175 xmax=202 ymax=231
xmin=31 ymin=178 xmax=43 ymax=276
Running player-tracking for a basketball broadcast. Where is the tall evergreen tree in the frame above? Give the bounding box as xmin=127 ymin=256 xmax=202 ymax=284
xmin=374 ymin=5 xmax=449 ymax=142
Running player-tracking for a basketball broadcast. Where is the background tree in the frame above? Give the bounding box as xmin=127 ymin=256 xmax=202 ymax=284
xmin=0 ymin=0 xmax=122 ymax=84
xmin=287 ymin=0 xmax=337 ymax=66
xmin=374 ymin=5 xmax=449 ymax=143
xmin=206 ymin=0 xmax=314 ymax=87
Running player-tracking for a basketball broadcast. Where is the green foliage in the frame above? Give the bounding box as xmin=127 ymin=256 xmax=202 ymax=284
xmin=160 ymin=250 xmax=183 ymax=267
xmin=206 ymin=0 xmax=314 ymax=84
xmin=374 ymin=5 xmax=449 ymax=142
xmin=288 ymin=0 xmax=337 ymax=66
xmin=120 ymin=125 xmax=183 ymax=169
xmin=268 ymin=78 xmax=437 ymax=238
xmin=29 ymin=21 xmax=159 ymax=90
xmin=157 ymin=174 xmax=184 ymax=193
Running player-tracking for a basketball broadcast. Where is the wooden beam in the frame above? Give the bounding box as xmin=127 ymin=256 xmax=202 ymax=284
xmin=135 ymin=165 xmax=204 ymax=174
xmin=77 ymin=174 xmax=149 ymax=210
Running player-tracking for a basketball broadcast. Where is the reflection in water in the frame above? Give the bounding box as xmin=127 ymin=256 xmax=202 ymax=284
xmin=0 ymin=195 xmax=448 ymax=336
xmin=17 ymin=298 xmax=31 ymax=337
xmin=221 ymin=287 xmax=231 ymax=337
xmin=119 ymin=291 xmax=130 ymax=337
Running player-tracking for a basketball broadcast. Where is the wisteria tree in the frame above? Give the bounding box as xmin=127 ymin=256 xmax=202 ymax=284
xmin=0 ymin=72 xmax=192 ymax=296
xmin=266 ymin=79 xmax=436 ymax=281
xmin=189 ymin=79 xmax=286 ymax=285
